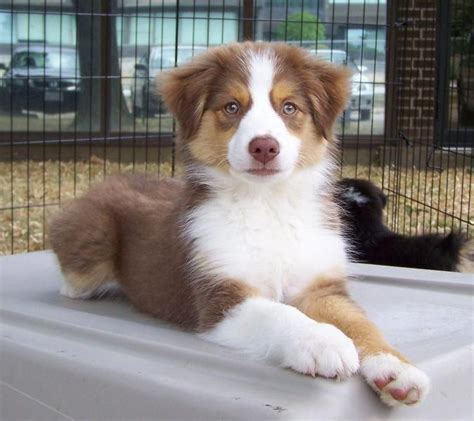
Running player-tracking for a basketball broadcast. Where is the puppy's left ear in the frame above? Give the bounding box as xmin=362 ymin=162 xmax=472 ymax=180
xmin=302 ymin=57 xmax=352 ymax=139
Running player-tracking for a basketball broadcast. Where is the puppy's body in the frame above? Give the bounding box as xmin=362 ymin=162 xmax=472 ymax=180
xmin=50 ymin=43 xmax=429 ymax=407
xmin=336 ymin=178 xmax=474 ymax=272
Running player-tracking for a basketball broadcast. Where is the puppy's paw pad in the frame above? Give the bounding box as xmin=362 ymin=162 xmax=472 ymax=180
xmin=374 ymin=375 xmax=395 ymax=390
xmin=283 ymin=322 xmax=360 ymax=380
xmin=361 ymin=353 xmax=430 ymax=407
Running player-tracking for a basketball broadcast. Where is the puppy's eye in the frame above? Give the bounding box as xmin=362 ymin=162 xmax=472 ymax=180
xmin=282 ymin=102 xmax=297 ymax=115
xmin=224 ymin=101 xmax=240 ymax=114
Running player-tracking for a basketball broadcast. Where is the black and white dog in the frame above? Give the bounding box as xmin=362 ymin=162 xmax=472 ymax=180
xmin=336 ymin=178 xmax=474 ymax=272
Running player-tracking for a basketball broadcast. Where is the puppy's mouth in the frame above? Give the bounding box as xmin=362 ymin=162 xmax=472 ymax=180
xmin=246 ymin=168 xmax=281 ymax=177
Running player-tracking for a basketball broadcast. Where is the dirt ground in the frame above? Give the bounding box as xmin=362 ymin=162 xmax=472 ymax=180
xmin=1 ymin=158 xmax=472 ymax=255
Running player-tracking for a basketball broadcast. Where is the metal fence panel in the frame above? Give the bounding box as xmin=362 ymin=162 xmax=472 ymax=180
xmin=0 ymin=0 xmax=471 ymax=255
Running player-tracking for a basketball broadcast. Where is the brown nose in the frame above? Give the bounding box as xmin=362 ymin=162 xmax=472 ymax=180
xmin=248 ymin=136 xmax=280 ymax=164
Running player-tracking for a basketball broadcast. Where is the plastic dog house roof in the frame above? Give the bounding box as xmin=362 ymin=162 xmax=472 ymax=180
xmin=1 ymin=251 xmax=473 ymax=420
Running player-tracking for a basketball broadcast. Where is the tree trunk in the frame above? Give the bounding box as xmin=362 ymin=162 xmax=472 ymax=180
xmin=72 ymin=0 xmax=101 ymax=131
xmin=107 ymin=0 xmax=133 ymax=129
xmin=72 ymin=0 xmax=132 ymax=131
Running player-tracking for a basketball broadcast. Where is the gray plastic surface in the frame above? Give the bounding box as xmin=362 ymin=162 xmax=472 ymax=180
xmin=1 ymin=251 xmax=473 ymax=420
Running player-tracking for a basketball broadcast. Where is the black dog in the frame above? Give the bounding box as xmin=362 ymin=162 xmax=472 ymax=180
xmin=336 ymin=178 xmax=473 ymax=272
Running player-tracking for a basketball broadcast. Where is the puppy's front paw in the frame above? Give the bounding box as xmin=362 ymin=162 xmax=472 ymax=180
xmin=281 ymin=322 xmax=360 ymax=380
xmin=361 ymin=353 xmax=430 ymax=406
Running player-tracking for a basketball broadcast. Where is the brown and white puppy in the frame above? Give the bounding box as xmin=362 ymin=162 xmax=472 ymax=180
xmin=49 ymin=42 xmax=429 ymax=407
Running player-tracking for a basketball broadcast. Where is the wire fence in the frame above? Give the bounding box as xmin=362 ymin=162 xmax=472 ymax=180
xmin=0 ymin=0 xmax=472 ymax=255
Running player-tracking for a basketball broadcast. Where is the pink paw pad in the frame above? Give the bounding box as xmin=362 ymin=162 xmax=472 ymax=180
xmin=388 ymin=387 xmax=420 ymax=404
xmin=389 ymin=388 xmax=408 ymax=400
xmin=374 ymin=376 xmax=394 ymax=390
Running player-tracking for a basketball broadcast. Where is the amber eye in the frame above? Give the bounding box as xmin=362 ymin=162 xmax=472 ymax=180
xmin=282 ymin=102 xmax=297 ymax=115
xmin=224 ymin=101 xmax=240 ymax=114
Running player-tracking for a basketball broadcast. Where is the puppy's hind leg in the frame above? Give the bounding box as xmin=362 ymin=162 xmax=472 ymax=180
xmin=48 ymin=197 xmax=118 ymax=299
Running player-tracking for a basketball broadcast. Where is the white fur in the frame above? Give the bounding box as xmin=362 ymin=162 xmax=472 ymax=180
xmin=360 ymin=353 xmax=430 ymax=406
xmin=227 ymin=50 xmax=301 ymax=183
xmin=60 ymin=280 xmax=117 ymax=299
xmin=185 ymin=166 xmax=347 ymax=302
xmin=341 ymin=186 xmax=369 ymax=205
xmin=202 ymin=297 xmax=359 ymax=378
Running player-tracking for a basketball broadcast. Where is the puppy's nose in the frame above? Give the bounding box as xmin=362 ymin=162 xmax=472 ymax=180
xmin=248 ymin=136 xmax=280 ymax=164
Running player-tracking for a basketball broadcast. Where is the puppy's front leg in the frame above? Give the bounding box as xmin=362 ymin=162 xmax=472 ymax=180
xmin=291 ymin=277 xmax=430 ymax=406
xmin=196 ymin=281 xmax=359 ymax=379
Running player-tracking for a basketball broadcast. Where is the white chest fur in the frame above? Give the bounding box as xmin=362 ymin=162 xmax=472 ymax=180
xmin=185 ymin=172 xmax=348 ymax=302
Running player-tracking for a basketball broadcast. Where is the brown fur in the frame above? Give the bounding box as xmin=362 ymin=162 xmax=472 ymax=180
xmin=195 ymin=281 xmax=259 ymax=331
xmin=187 ymin=111 xmax=235 ymax=170
xmin=291 ymin=276 xmax=407 ymax=361
xmin=50 ymin=175 xmax=198 ymax=329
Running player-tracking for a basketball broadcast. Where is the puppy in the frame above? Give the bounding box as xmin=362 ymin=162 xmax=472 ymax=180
xmin=336 ymin=178 xmax=474 ymax=272
xmin=49 ymin=43 xmax=429 ymax=407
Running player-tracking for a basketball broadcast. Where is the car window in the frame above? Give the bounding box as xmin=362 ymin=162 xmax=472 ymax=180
xmin=11 ymin=51 xmax=78 ymax=70
xmin=151 ymin=48 xmax=203 ymax=69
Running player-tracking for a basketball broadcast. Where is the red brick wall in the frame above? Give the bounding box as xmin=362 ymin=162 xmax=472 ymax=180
xmin=395 ymin=0 xmax=437 ymax=143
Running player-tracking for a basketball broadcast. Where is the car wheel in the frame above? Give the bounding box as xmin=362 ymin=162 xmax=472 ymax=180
xmin=360 ymin=109 xmax=371 ymax=121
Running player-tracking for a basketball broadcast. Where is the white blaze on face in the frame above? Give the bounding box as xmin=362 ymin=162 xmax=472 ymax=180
xmin=227 ymin=50 xmax=301 ymax=181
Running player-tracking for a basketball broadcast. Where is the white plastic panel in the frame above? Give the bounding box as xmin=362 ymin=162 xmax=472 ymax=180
xmin=1 ymin=251 xmax=473 ymax=420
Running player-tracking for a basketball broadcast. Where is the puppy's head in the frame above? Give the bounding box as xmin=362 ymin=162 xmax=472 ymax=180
xmin=337 ymin=178 xmax=387 ymax=217
xmin=157 ymin=42 xmax=350 ymax=183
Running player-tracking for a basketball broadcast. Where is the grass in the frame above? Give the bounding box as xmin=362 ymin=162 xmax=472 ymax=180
xmin=1 ymin=158 xmax=472 ymax=255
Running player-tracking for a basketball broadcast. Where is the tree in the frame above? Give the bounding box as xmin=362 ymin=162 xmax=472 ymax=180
xmin=72 ymin=0 xmax=101 ymax=131
xmin=275 ymin=12 xmax=326 ymax=42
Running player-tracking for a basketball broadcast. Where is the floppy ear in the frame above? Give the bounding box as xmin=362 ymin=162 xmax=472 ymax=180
xmin=156 ymin=59 xmax=214 ymax=140
xmin=302 ymin=58 xmax=352 ymax=139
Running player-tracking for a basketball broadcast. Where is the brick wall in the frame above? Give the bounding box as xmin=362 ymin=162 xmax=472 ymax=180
xmin=394 ymin=0 xmax=437 ymax=144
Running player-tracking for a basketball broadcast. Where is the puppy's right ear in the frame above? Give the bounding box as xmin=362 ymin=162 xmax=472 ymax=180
xmin=156 ymin=59 xmax=214 ymax=140
xmin=300 ymin=55 xmax=352 ymax=140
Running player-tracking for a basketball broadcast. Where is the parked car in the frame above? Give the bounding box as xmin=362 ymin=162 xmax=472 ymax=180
xmin=130 ymin=46 xmax=207 ymax=117
xmin=0 ymin=45 xmax=79 ymax=114
xmin=309 ymin=49 xmax=373 ymax=121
